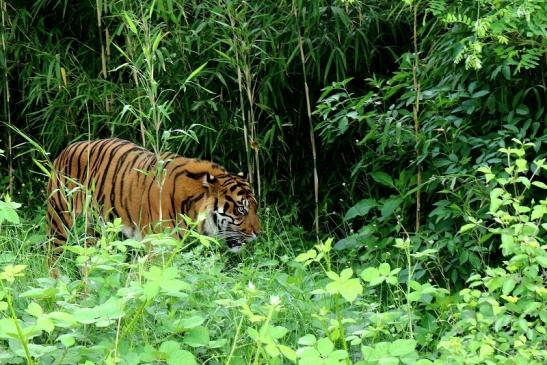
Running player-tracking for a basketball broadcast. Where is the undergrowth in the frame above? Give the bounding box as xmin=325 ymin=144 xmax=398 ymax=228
xmin=0 ymin=143 xmax=545 ymax=364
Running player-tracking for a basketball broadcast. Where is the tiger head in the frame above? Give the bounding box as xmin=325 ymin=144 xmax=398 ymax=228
xmin=199 ymin=172 xmax=261 ymax=252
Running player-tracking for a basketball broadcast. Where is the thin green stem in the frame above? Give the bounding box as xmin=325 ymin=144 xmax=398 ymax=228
xmin=225 ymin=315 xmax=244 ymax=365
xmin=252 ymin=303 xmax=275 ymax=365
xmin=405 ymin=242 xmax=414 ymax=339
xmin=334 ymin=295 xmax=350 ymax=365
xmin=2 ymin=284 xmax=34 ymax=365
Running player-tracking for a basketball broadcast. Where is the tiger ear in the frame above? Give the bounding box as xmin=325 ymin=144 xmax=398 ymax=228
xmin=202 ymin=173 xmax=216 ymax=188
xmin=237 ymin=171 xmax=247 ymax=179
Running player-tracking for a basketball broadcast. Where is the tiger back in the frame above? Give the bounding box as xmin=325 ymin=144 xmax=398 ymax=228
xmin=47 ymin=138 xmax=261 ymax=252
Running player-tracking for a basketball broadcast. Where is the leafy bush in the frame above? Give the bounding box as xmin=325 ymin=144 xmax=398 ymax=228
xmin=0 ymin=142 xmax=545 ymax=363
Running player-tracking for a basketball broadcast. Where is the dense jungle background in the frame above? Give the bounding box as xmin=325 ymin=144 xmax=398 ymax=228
xmin=0 ymin=0 xmax=546 ymax=364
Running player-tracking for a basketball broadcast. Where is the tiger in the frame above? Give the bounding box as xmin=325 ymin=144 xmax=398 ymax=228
xmin=47 ymin=138 xmax=261 ymax=252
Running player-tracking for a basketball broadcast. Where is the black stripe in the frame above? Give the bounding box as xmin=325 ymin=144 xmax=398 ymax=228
xmin=184 ymin=171 xmax=204 ymax=180
xmin=170 ymin=189 xmax=177 ymax=222
xmin=81 ymin=140 xmax=102 ymax=184
xmin=125 ymin=154 xmax=148 ymax=223
xmin=118 ymin=149 xmax=145 ymax=224
xmin=212 ymin=197 xmax=218 ymax=226
xmin=72 ymin=142 xmax=90 ymax=180
xmin=172 ymin=170 xmax=189 ymax=185
xmin=167 ymin=160 xmax=190 ymax=178
xmin=221 ymin=177 xmax=235 ymax=186
xmin=96 ymin=141 xmax=130 ymax=202
xmin=145 ymin=175 xmax=156 ymax=222
xmin=225 ymin=195 xmax=238 ymax=205
xmin=49 ymin=214 xmax=63 ymax=234
xmin=87 ymin=139 xmax=118 ymax=189
xmin=179 ymin=196 xmax=191 ymax=215
xmin=187 ymin=192 xmax=205 ymax=210
xmin=110 ymin=147 xmax=142 ymax=208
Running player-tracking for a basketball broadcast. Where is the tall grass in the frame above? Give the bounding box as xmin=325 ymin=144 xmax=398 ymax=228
xmin=1 ymin=0 xmax=545 ymax=284
xmin=1 ymin=0 xmax=396 ymax=228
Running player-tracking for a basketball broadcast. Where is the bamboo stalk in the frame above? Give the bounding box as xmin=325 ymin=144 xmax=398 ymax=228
xmin=229 ymin=8 xmax=253 ymax=188
xmin=245 ymin=68 xmax=260 ymax=199
xmin=1 ymin=0 xmax=13 ymax=196
xmin=105 ymin=1 xmax=112 ymax=113
xmin=296 ymin=20 xmax=319 ymax=238
xmin=96 ymin=0 xmax=111 ymax=113
xmin=126 ymin=33 xmax=146 ymax=146
xmin=411 ymin=1 xmax=422 ymax=232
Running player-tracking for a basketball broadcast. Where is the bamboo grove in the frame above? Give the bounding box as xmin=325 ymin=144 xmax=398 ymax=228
xmin=1 ymin=0 xmax=546 ymax=282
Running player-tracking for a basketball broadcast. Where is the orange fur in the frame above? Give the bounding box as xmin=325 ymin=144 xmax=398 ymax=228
xmin=47 ymin=138 xmax=261 ymax=249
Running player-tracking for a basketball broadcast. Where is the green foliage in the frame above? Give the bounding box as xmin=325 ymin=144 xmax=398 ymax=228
xmin=314 ymin=0 xmax=545 ymax=285
xmin=0 ymin=142 xmax=546 ymax=363
xmin=0 ymin=195 xmax=20 ymax=226
xmin=437 ymin=143 xmax=547 ymax=364
xmin=1 ymin=0 xmax=546 ymax=363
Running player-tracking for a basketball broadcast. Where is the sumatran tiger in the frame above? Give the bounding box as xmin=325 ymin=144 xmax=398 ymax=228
xmin=47 ymin=138 xmax=261 ymax=252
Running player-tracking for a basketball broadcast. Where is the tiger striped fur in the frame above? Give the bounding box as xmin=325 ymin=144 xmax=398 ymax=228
xmin=47 ymin=138 xmax=260 ymax=251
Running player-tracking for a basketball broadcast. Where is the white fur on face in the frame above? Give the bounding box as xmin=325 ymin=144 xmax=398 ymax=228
xmin=228 ymin=243 xmax=245 ymax=253
xmin=202 ymin=210 xmax=219 ymax=237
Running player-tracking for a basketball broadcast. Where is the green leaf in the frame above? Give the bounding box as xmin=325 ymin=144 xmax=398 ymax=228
xmin=48 ymin=311 xmax=77 ymax=327
xmin=502 ymin=277 xmax=516 ymax=295
xmin=489 ymin=188 xmax=505 ymax=212
xmin=326 ymin=271 xmax=340 ymax=281
xmin=0 ymin=198 xmax=21 ymax=225
xmin=371 ymin=171 xmax=394 ymax=188
xmin=0 ymin=319 xmax=19 ymax=340
xmin=407 ymin=291 xmax=422 ymax=302
xmin=344 ymin=199 xmax=376 ymax=220
xmin=479 ymin=344 xmax=494 ymax=358
xmin=269 ymin=325 xmax=288 ymax=340
xmin=264 ymin=342 xmax=280 ymax=358
xmin=536 ymin=255 xmax=547 ymax=268
xmin=123 ymin=12 xmax=138 ymax=34
xmin=339 ymin=278 xmax=363 ymax=303
xmin=36 ymin=317 xmax=54 ymax=333
xmin=378 ymin=357 xmax=399 ymax=365
xmin=515 ymin=105 xmax=529 ymax=115
xmin=532 ymin=181 xmax=547 ymax=189
xmin=184 ymin=62 xmax=208 ymax=85
xmin=24 ymin=343 xmax=57 ymax=358
xmin=167 ymin=350 xmax=196 ymax=365
xmin=161 ymin=279 xmax=192 ymax=293
xmin=184 ymin=326 xmax=209 ymax=347
xmin=57 ymin=333 xmax=76 ymax=348
xmin=459 ymin=223 xmax=476 ymax=233
xmin=180 ymin=315 xmax=205 ymax=329
xmin=340 ymin=268 xmax=353 ymax=281
xmin=152 ymin=31 xmax=164 ymax=53
xmin=159 ymin=340 xmax=181 ymax=355
xmin=298 ymin=334 xmax=317 ymax=346
xmin=378 ymin=263 xmax=390 ymax=276
xmin=295 ymin=249 xmax=317 ymax=263
xmin=389 ymin=339 xmax=416 ymax=356
xmin=380 ymin=197 xmax=402 ymax=219
xmin=472 ymin=90 xmax=489 ymax=98
xmin=26 ymin=302 xmax=43 ymax=317
xmin=316 ymin=337 xmax=334 ymax=356
xmin=360 ymin=267 xmax=379 ymax=282
xmin=278 ymin=345 xmax=297 ymax=362
xmin=326 ymin=269 xmax=362 ymax=302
